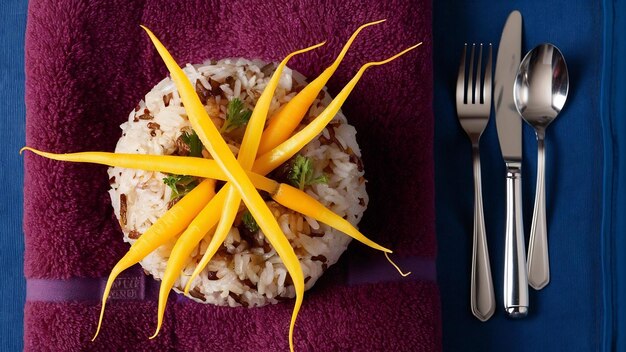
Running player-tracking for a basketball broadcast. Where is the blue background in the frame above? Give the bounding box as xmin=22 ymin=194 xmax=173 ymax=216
xmin=0 ymin=0 xmax=27 ymax=351
xmin=2 ymin=0 xmax=625 ymax=351
xmin=434 ymin=1 xmax=625 ymax=351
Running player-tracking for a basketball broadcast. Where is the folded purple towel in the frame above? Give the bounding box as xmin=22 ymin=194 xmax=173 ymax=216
xmin=25 ymin=280 xmax=440 ymax=351
xmin=24 ymin=0 xmax=438 ymax=350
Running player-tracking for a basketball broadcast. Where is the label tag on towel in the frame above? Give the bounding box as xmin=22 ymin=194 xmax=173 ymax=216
xmin=26 ymin=265 xmax=160 ymax=302
xmin=102 ymin=266 xmax=146 ymax=301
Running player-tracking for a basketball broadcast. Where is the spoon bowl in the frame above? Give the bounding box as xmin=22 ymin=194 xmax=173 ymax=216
xmin=513 ymin=43 xmax=569 ymax=290
xmin=515 ymin=44 xmax=569 ymax=132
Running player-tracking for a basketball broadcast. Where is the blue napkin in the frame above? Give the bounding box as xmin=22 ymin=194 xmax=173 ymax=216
xmin=433 ymin=1 xmax=621 ymax=351
xmin=0 ymin=1 xmax=27 ymax=351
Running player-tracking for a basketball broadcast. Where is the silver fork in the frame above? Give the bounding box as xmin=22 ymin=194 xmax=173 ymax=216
xmin=456 ymin=43 xmax=495 ymax=322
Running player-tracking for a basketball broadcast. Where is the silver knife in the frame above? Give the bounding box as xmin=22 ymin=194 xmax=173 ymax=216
xmin=494 ymin=10 xmax=528 ymax=318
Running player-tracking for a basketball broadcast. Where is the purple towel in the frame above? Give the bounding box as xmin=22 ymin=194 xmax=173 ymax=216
xmin=23 ymin=0 xmax=439 ymax=351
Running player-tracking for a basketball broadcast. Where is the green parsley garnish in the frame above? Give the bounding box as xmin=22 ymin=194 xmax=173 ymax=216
xmin=163 ymin=174 xmax=199 ymax=199
xmin=288 ymin=154 xmax=328 ymax=190
xmin=220 ymin=98 xmax=252 ymax=133
xmin=181 ymin=131 xmax=202 ymax=157
xmin=242 ymin=211 xmax=260 ymax=233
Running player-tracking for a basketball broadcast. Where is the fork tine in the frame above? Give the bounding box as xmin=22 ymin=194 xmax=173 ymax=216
xmin=483 ymin=44 xmax=493 ymax=105
xmin=474 ymin=44 xmax=483 ymax=104
xmin=467 ymin=44 xmax=476 ymax=104
xmin=456 ymin=44 xmax=467 ymax=106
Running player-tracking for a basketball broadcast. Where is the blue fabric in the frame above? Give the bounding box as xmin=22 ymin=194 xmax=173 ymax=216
xmin=600 ymin=1 xmax=626 ymax=350
xmin=0 ymin=0 xmax=27 ymax=351
xmin=433 ymin=2 xmax=607 ymax=352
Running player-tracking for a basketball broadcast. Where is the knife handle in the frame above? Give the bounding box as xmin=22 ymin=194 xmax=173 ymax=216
xmin=504 ymin=164 xmax=529 ymax=318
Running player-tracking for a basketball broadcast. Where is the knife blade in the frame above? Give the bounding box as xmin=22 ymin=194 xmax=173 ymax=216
xmin=494 ymin=10 xmax=529 ymax=318
xmin=495 ymin=10 xmax=523 ymax=162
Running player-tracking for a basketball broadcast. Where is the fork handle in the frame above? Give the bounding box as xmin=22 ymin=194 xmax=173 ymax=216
xmin=504 ymin=163 xmax=529 ymax=318
xmin=470 ymin=146 xmax=495 ymax=321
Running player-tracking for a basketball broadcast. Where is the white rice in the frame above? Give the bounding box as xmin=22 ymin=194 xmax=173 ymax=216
xmin=108 ymin=58 xmax=368 ymax=307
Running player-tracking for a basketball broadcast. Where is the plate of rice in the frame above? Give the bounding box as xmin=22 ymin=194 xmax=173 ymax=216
xmin=107 ymin=58 xmax=368 ymax=307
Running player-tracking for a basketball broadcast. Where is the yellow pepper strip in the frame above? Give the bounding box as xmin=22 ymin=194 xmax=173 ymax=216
xmin=241 ymin=44 xmax=324 ymax=166
xmin=150 ymin=188 xmax=227 ymax=338
xmin=184 ymin=43 xmax=317 ymax=294
xmin=22 ymin=147 xmax=391 ymax=252
xmin=256 ymin=19 xmax=386 ymax=155
xmin=91 ymin=178 xmax=216 ymax=340
xmin=272 ymin=183 xmax=391 ymax=253
xmin=143 ymin=27 xmax=306 ymax=351
xmin=19 ymin=148 xmax=278 ymax=194
xmin=253 ymin=42 xmax=423 ymax=176
xmin=183 ymin=184 xmax=237 ymax=294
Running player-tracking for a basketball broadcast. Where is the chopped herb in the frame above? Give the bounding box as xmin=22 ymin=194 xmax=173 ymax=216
xmin=180 ymin=131 xmax=203 ymax=157
xmin=288 ymin=154 xmax=328 ymax=190
xmin=242 ymin=211 xmax=260 ymax=233
xmin=163 ymin=174 xmax=199 ymax=199
xmin=220 ymin=98 xmax=252 ymax=133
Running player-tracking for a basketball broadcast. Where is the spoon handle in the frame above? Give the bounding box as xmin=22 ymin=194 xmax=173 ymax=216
xmin=528 ymin=135 xmax=550 ymax=289
xmin=470 ymin=146 xmax=495 ymax=321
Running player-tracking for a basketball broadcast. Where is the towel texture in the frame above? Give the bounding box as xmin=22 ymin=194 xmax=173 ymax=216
xmin=24 ymin=0 xmax=438 ymax=350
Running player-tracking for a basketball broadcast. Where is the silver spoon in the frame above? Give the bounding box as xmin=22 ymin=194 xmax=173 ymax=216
xmin=513 ymin=43 xmax=569 ymax=290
